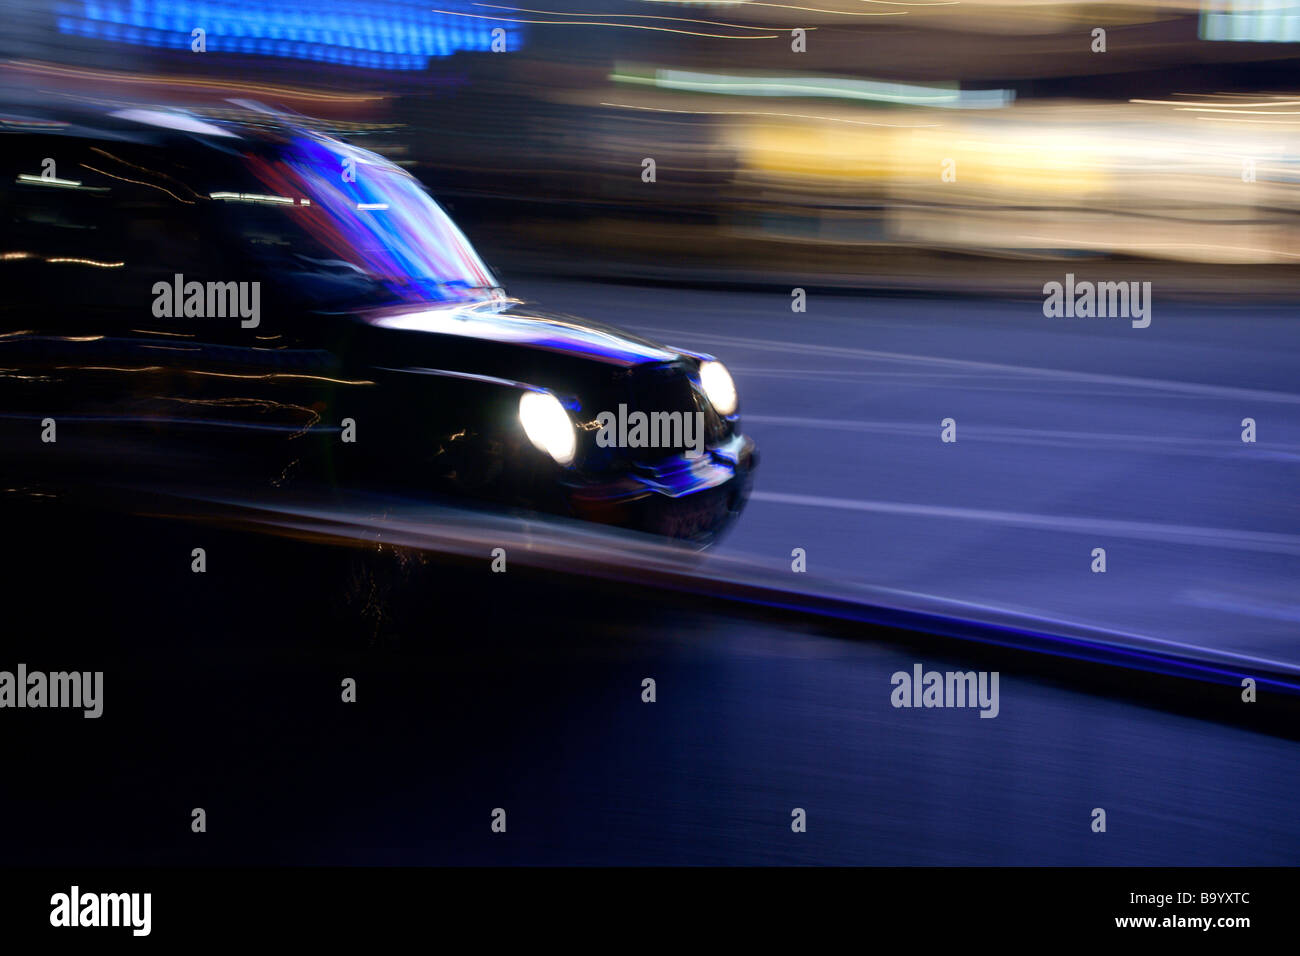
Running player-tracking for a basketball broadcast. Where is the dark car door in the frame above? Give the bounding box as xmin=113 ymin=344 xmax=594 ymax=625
xmin=0 ymin=135 xmax=355 ymax=488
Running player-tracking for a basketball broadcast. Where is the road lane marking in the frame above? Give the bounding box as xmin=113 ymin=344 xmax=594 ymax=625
xmin=751 ymin=491 xmax=1300 ymax=555
xmin=637 ymin=327 xmax=1300 ymax=405
xmin=743 ymin=415 xmax=1300 ymax=459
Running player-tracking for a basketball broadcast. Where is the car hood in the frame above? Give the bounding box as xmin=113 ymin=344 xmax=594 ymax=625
xmin=357 ymin=295 xmax=680 ymax=368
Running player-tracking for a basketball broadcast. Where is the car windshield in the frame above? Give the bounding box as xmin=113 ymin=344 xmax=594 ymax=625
xmin=213 ymin=134 xmax=500 ymax=308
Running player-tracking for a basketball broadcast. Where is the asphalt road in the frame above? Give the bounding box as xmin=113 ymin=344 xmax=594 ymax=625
xmin=511 ymin=278 xmax=1300 ymax=671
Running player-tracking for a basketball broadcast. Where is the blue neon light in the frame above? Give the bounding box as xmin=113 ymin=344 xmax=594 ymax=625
xmin=56 ymin=0 xmax=521 ymax=69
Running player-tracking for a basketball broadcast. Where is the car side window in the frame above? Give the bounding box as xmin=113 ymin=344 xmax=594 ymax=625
xmin=3 ymin=138 xmax=241 ymax=332
xmin=3 ymin=140 xmax=135 ymax=325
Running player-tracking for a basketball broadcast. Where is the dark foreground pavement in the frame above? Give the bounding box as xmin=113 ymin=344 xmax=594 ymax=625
xmin=1 ymin=499 xmax=1297 ymax=866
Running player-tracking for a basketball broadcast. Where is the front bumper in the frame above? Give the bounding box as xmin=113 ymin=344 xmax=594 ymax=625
xmin=563 ymin=432 xmax=757 ymax=541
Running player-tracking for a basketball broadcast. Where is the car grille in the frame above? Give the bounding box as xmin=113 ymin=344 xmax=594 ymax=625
xmin=622 ymin=362 xmax=727 ymax=462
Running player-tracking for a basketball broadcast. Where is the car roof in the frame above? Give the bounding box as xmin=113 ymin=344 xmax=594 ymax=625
xmin=0 ymin=97 xmax=415 ymax=201
xmin=0 ymin=97 xmax=322 ymax=152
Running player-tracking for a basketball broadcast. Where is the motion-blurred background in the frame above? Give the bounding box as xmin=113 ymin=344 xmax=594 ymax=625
xmin=6 ymin=0 xmax=1300 ymax=294
xmin=3 ymin=0 xmax=1300 ymax=870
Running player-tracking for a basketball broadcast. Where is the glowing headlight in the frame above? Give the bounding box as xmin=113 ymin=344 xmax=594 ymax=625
xmin=699 ymin=360 xmax=737 ymax=416
xmin=518 ymin=390 xmax=575 ymax=465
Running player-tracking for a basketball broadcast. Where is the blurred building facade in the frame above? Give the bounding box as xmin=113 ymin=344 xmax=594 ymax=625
xmin=6 ymin=0 xmax=1300 ymax=293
